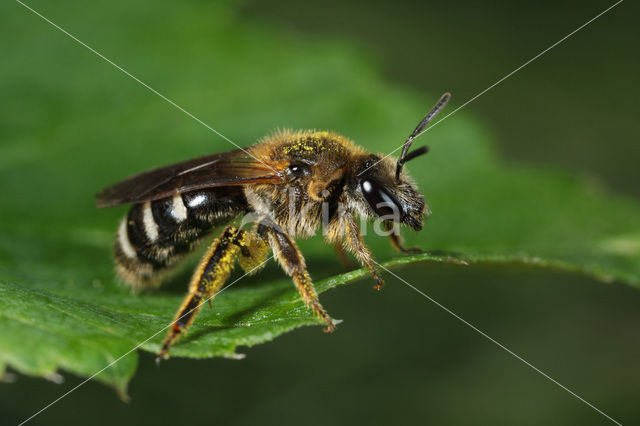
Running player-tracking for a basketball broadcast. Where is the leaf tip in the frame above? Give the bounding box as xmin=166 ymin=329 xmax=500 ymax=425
xmin=224 ymin=352 xmax=246 ymax=360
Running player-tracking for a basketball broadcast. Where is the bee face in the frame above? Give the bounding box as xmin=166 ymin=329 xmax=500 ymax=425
xmin=348 ymin=154 xmax=427 ymax=231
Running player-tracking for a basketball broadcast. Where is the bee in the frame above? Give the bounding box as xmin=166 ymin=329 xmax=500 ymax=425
xmin=96 ymin=93 xmax=450 ymax=360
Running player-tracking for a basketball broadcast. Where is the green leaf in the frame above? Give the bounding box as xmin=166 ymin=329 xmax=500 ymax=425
xmin=1 ymin=0 xmax=639 ymax=393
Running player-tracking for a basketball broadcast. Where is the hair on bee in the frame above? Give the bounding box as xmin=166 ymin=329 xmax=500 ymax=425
xmin=97 ymin=92 xmax=451 ymax=361
xmin=396 ymin=92 xmax=451 ymax=180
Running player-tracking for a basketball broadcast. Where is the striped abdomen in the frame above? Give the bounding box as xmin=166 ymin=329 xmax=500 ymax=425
xmin=115 ymin=187 xmax=248 ymax=289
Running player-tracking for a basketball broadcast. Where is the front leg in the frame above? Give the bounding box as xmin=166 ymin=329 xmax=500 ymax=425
xmin=260 ymin=222 xmax=335 ymax=332
xmin=383 ymin=221 xmax=421 ymax=254
xmin=341 ymin=211 xmax=385 ymax=290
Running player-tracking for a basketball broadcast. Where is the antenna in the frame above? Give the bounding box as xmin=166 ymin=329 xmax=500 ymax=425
xmin=395 ymin=92 xmax=450 ymax=180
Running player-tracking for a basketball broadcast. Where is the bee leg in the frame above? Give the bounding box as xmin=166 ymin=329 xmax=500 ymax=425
xmin=259 ymin=222 xmax=335 ymax=332
xmin=383 ymin=221 xmax=421 ymax=254
xmin=341 ymin=212 xmax=385 ymax=290
xmin=334 ymin=243 xmax=352 ymax=269
xmin=157 ymin=226 xmax=244 ymax=361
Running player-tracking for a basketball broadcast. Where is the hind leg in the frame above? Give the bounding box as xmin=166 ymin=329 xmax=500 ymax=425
xmin=157 ymin=226 xmax=267 ymax=360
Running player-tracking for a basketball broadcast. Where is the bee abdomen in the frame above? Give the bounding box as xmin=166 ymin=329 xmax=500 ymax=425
xmin=114 ymin=188 xmax=247 ymax=289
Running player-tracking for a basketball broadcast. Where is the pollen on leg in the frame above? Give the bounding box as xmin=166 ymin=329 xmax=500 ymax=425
xmin=158 ymin=226 xmax=242 ymax=359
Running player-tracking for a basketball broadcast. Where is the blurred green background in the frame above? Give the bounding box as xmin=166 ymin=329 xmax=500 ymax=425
xmin=1 ymin=0 xmax=639 ymax=425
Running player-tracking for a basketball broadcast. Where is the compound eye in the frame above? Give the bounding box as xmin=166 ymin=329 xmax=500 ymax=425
xmin=286 ymin=163 xmax=310 ymax=179
xmin=360 ymin=179 xmax=401 ymax=218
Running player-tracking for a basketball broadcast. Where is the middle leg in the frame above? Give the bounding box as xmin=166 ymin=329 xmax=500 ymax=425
xmin=260 ymin=222 xmax=335 ymax=332
xmin=333 ymin=243 xmax=352 ymax=269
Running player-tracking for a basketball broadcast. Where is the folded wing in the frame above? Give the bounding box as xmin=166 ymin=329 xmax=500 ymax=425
xmin=96 ymin=149 xmax=283 ymax=207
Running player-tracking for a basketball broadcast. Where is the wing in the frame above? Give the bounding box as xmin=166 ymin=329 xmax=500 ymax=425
xmin=96 ymin=149 xmax=283 ymax=207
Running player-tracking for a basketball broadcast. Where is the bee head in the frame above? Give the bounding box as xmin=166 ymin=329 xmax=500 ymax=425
xmin=349 ymin=93 xmax=450 ymax=231
xmin=352 ymin=154 xmax=426 ymax=231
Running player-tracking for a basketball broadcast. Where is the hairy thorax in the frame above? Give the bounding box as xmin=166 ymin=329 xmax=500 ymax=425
xmin=244 ymin=130 xmax=365 ymax=238
xmin=244 ymin=184 xmax=323 ymax=237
